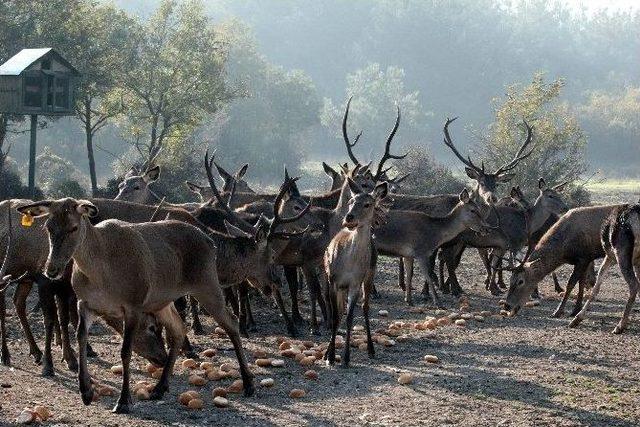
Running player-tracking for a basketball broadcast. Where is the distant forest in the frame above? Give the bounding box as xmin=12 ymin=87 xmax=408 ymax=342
xmin=1 ymin=0 xmax=638 ymax=196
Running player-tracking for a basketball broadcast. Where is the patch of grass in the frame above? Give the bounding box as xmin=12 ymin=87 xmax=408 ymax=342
xmin=587 ymin=179 xmax=640 ymax=193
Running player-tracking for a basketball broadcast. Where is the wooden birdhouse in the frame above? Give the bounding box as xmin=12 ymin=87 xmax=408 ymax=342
xmin=0 ymin=48 xmax=80 ymax=115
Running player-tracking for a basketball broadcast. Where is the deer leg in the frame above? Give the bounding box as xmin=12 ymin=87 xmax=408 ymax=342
xmin=444 ymin=243 xmax=465 ymax=295
xmin=77 ymin=300 xmax=96 ymax=406
xmin=56 ymin=286 xmax=78 ymax=373
xmin=193 ymin=287 xmax=255 ymax=397
xmin=552 ymin=273 xmax=564 ymax=293
xmin=342 ymin=292 xmax=358 ymax=368
xmin=113 ymin=311 xmax=138 ymax=414
xmin=272 ymin=285 xmax=297 ymax=337
xmin=190 ymin=296 xmax=205 ymax=335
xmin=421 ymin=253 xmax=442 ymax=308
xmin=403 ymin=257 xmax=414 ymax=306
xmin=150 ymin=304 xmax=184 ymax=400
xmin=552 ymin=264 xmax=585 ymax=318
xmin=324 ymin=282 xmax=340 ymax=366
xmin=478 ymin=248 xmax=492 ymax=289
xmin=237 ymin=284 xmax=249 ymax=338
xmin=284 ymin=266 xmax=304 ymax=325
xmin=244 ymin=288 xmax=256 ymax=330
xmin=398 ymin=257 xmax=406 ymax=291
xmin=362 ymin=271 xmax=375 ymax=358
xmin=13 ymin=281 xmax=42 ymax=364
xmin=570 ymin=253 xmax=614 ymax=328
xmin=224 ymin=287 xmax=239 ymax=316
xmin=572 ymin=271 xmax=587 ymax=317
xmin=1 ymin=290 xmax=9 ymax=366
xmin=37 ymin=278 xmax=57 ymax=377
xmin=612 ymin=245 xmax=639 ymax=334
xmin=304 ymin=266 xmax=326 ymax=335
xmin=487 ymin=250 xmax=504 ymax=296
xmin=438 ymin=251 xmax=450 ymax=294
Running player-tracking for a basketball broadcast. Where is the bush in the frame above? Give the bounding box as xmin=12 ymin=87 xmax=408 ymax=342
xmin=48 ymin=179 xmax=87 ymax=199
xmin=393 ymin=145 xmax=465 ymax=195
xmin=0 ymin=166 xmax=44 ymax=201
xmin=94 ymin=177 xmax=121 ymax=199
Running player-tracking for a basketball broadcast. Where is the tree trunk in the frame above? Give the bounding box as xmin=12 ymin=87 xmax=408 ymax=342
xmin=84 ymin=101 xmax=98 ymax=196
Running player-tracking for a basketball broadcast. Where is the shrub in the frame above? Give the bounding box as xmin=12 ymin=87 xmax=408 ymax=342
xmin=393 ymin=145 xmax=465 ymax=195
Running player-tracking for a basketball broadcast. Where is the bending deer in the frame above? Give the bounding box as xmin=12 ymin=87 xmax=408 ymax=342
xmin=569 ymin=204 xmax=640 ymax=333
xmin=324 ymin=180 xmax=389 ymax=367
xmin=18 ymin=198 xmax=255 ymax=414
xmin=504 ymin=204 xmax=621 ymax=318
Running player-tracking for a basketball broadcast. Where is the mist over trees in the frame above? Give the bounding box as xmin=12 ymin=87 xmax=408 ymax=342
xmin=1 ymin=0 xmax=638 ymax=200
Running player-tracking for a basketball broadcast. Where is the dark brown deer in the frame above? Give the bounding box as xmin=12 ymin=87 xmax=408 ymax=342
xmin=504 ymin=204 xmax=621 ymax=318
xmin=324 ymin=179 xmax=389 ymax=367
xmin=17 ymin=198 xmax=255 ymax=414
xmin=569 ymin=204 xmax=640 ymax=333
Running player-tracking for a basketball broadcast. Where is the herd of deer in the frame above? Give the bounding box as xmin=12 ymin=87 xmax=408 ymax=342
xmin=0 ymin=98 xmax=638 ymax=415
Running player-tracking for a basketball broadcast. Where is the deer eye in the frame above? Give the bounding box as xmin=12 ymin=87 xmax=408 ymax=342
xmin=364 ymin=203 xmax=371 ymax=208
xmin=134 ymin=186 xmax=140 ymax=190
xmin=70 ymin=226 xmax=78 ymax=233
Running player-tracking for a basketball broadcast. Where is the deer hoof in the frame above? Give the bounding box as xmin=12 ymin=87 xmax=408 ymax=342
xmin=112 ymin=402 xmax=131 ymax=414
xmin=81 ymin=389 xmax=94 ymax=406
xmin=86 ymin=344 xmax=98 ymax=358
xmin=41 ymin=364 xmax=55 ymax=377
xmin=1 ymin=354 xmax=9 ymax=366
xmin=612 ymin=325 xmax=625 ymax=334
xmin=66 ymin=357 xmax=79 ymax=373
xmin=31 ymin=349 xmax=43 ymax=365
xmin=568 ymin=317 xmax=582 ymax=328
xmin=551 ymin=310 xmax=564 ymax=318
xmin=243 ymin=382 xmax=256 ymax=397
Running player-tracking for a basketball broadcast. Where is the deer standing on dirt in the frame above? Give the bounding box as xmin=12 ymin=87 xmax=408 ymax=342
xmin=0 ymin=200 xmax=167 ymax=375
xmin=569 ymin=204 xmax=640 ymax=333
xmin=504 ymin=204 xmax=621 ymax=318
xmin=17 ymin=198 xmax=255 ymax=414
xmin=324 ymin=179 xmax=389 ymax=367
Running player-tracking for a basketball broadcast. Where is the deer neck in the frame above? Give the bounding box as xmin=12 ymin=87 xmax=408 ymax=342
xmin=434 ymin=205 xmax=470 ymax=246
xmin=526 ymin=198 xmax=550 ymax=236
xmin=71 ymin=219 xmax=107 ymax=281
xmin=524 ymin=247 xmax=561 ymax=288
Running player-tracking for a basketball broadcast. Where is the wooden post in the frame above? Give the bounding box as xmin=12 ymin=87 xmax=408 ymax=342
xmin=28 ymin=114 xmax=37 ymax=198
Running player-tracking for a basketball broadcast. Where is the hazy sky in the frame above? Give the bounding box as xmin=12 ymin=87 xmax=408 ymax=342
xmin=563 ymin=0 xmax=640 ymax=13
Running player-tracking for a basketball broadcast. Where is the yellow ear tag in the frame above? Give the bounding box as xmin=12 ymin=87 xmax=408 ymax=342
xmin=21 ymin=213 xmax=34 ymax=227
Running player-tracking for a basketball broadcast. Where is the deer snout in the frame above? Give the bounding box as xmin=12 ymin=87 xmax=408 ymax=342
xmin=345 ymin=214 xmax=354 ymax=223
xmin=44 ymin=265 xmax=63 ymax=280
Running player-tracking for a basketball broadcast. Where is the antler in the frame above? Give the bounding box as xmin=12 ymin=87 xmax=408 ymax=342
xmin=204 ymin=150 xmax=254 ymax=231
xmin=494 ymin=120 xmax=534 ymax=176
xmin=268 ymin=177 xmax=311 ymax=240
xmin=342 ymin=97 xmax=363 ymax=165
xmin=443 ymin=117 xmax=483 ymax=174
xmin=141 ymin=145 xmax=163 ymax=173
xmin=374 ymin=106 xmax=406 ymax=181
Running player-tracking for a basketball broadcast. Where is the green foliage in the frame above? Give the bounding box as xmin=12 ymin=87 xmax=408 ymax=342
xmin=478 ymin=73 xmax=588 ymax=204
xmin=321 ymin=63 xmax=428 ymax=164
xmin=213 ymin=22 xmax=321 ymax=181
xmin=34 ymin=147 xmax=89 ymax=196
xmin=578 ymin=87 xmax=640 ymax=174
xmin=48 ymin=179 xmax=88 ymax=199
xmin=120 ymin=0 xmax=233 ymax=162
xmin=394 ymin=146 xmax=465 ymax=195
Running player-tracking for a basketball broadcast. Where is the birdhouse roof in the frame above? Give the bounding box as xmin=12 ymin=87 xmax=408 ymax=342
xmin=0 ymin=48 xmax=80 ymax=76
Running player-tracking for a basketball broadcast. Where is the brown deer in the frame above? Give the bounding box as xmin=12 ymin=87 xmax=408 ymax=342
xmin=0 ymin=200 xmax=167 ymax=375
xmin=504 ymin=204 xmax=621 ymax=318
xmin=186 ymin=160 xmax=255 ymax=201
xmin=17 ymin=198 xmax=255 ymax=414
xmin=569 ymin=204 xmax=640 ymax=333
xmin=375 ymin=189 xmax=497 ymax=306
xmin=324 ymin=179 xmax=389 ymax=367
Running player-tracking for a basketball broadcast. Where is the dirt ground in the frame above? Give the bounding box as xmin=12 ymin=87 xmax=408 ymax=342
xmin=1 ymin=192 xmax=639 ymax=426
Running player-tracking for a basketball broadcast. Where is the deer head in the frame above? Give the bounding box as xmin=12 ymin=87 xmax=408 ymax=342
xmin=343 ymin=179 xmax=389 ymax=231
xmin=17 ymin=198 xmax=98 ymax=280
xmin=535 ymin=178 xmax=568 ymax=216
xmin=443 ymin=118 xmax=534 ymax=204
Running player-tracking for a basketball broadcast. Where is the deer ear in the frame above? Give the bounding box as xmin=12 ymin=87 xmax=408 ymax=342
xmin=185 ymin=181 xmax=202 ymax=194
xmin=553 ymin=181 xmax=568 ymax=192
xmin=538 ymin=177 xmax=547 ymax=190
xmin=322 ymin=162 xmax=337 ymax=178
xmin=17 ymin=201 xmax=52 ymax=218
xmin=465 ymin=167 xmax=480 ymax=180
xmin=496 ymin=172 xmax=515 ymax=183
xmin=235 ymin=164 xmax=249 ymax=180
xmin=459 ymin=188 xmax=470 ymax=203
xmin=347 ymin=177 xmax=362 ymax=196
xmin=224 ymin=220 xmax=252 ymax=239
xmin=373 ymin=182 xmax=388 ymax=200
xmin=124 ymin=167 xmax=137 ymax=179
xmin=77 ymin=201 xmax=98 ymax=218
xmin=143 ymin=166 xmax=160 ymax=183
xmin=214 ymin=162 xmax=232 ymax=182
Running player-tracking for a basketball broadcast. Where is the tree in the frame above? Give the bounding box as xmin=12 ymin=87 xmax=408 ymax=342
xmin=478 ymin=73 xmax=587 ymax=202
xmin=321 ymin=63 xmax=428 ymax=166
xmin=120 ymin=0 xmax=232 ymax=165
xmin=65 ymin=2 xmax=137 ymax=195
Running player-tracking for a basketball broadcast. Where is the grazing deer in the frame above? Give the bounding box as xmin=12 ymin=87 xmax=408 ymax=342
xmin=504 ymin=204 xmax=621 ymax=318
xmin=0 ymin=200 xmax=167 ymax=375
xmin=375 ymin=189 xmax=497 ymax=306
xmin=569 ymin=204 xmax=640 ymax=333
xmin=17 ymin=198 xmax=255 ymax=414
xmin=324 ymin=179 xmax=389 ymax=367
